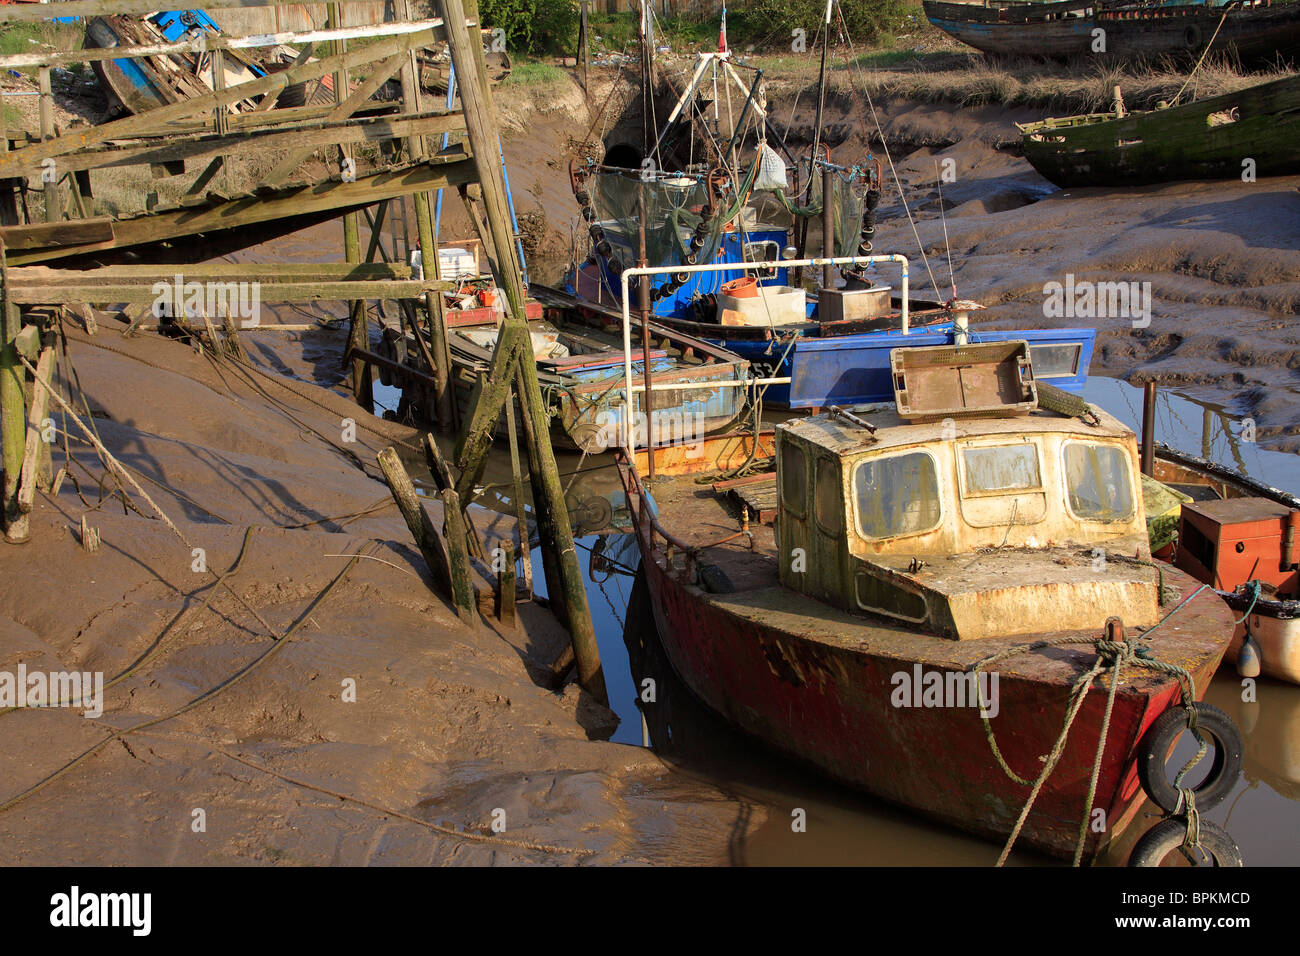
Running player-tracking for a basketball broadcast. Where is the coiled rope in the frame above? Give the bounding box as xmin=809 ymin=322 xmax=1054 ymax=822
xmin=971 ymin=584 xmax=1211 ymax=866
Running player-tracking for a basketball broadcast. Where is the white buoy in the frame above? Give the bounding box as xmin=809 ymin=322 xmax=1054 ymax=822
xmin=1237 ymin=631 xmax=1262 ymax=679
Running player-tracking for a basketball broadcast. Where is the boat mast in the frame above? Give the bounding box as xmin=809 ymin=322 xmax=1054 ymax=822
xmin=640 ymin=0 xmax=654 ymax=163
xmin=797 ymin=0 xmax=834 ymax=282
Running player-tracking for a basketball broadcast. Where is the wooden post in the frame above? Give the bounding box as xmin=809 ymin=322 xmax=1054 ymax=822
xmin=327 ymin=2 xmax=373 ymax=414
xmin=496 ymin=539 xmax=516 ymax=626
xmin=579 ymin=0 xmax=590 ymax=92
xmin=38 ymin=67 xmax=58 ymax=223
xmin=1 ymin=295 xmax=27 ymax=543
xmin=19 ymin=344 xmax=54 ymax=501
xmin=1141 ymin=381 xmax=1156 ymax=477
xmin=445 ymin=0 xmax=606 ymax=703
xmin=439 ymin=484 xmax=478 ymax=626
xmin=504 ymin=383 xmax=533 ymax=597
xmin=377 ymin=446 xmax=475 ymax=627
xmin=397 ymin=0 xmax=455 ymax=431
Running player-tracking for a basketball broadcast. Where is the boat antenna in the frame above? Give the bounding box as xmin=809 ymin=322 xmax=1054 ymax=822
xmin=934 ymin=161 xmax=957 ymax=303
xmin=795 ymin=0 xmax=834 ymax=269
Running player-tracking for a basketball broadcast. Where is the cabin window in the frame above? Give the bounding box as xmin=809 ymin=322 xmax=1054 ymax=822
xmin=781 ymin=442 xmax=806 ymax=518
xmin=960 ymin=443 xmax=1042 ymax=497
xmin=1028 ymin=343 xmax=1081 ymax=378
xmin=815 ymin=457 xmax=841 ymax=532
xmin=853 ymin=452 xmax=942 ymax=540
xmin=1063 ymin=442 xmax=1134 ymax=521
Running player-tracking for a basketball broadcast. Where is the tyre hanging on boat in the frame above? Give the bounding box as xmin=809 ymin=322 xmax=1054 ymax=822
xmin=1128 ymin=818 xmax=1242 ymax=867
xmin=1135 ymin=702 xmax=1243 ymax=813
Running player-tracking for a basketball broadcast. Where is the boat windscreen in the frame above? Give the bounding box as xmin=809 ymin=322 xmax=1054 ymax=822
xmin=1063 ymin=442 xmax=1135 ymax=521
xmin=854 ymin=452 xmax=942 ymax=539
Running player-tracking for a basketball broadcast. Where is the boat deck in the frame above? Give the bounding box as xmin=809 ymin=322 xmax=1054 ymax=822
xmin=629 ymin=463 xmax=1233 ymax=691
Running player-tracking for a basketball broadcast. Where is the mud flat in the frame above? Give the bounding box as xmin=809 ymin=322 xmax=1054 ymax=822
xmin=0 ymin=304 xmax=762 ymax=865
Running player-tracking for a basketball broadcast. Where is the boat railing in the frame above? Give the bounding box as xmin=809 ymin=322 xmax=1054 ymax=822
xmin=616 ymin=253 xmax=911 ymax=458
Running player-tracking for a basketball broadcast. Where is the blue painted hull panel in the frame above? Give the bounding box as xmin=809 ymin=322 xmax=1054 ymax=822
xmin=788 ymin=327 xmax=1097 ymax=408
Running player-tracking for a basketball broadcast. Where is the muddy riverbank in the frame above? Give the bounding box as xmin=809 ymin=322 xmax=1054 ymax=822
xmin=1 ymin=60 xmax=1295 ymax=868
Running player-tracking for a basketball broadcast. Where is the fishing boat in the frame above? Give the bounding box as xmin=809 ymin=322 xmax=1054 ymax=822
xmin=377 ymin=282 xmax=754 ymax=454
xmin=86 ymin=10 xmax=272 ymax=117
xmin=1096 ymin=0 xmax=1300 ymax=62
xmin=1144 ymin=444 xmax=1300 ymax=684
xmin=921 ymin=0 xmax=1096 ymax=58
xmin=562 ymin=14 xmax=1097 ymax=407
xmin=1018 ymin=74 xmax=1300 ymax=186
xmin=615 ymin=340 xmax=1243 ymax=862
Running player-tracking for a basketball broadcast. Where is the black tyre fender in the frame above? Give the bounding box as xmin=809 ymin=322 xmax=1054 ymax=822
xmin=1128 ymin=818 xmax=1242 ymax=867
xmin=1184 ymin=23 xmax=1204 ymax=49
xmin=1136 ymin=702 xmax=1243 ymax=813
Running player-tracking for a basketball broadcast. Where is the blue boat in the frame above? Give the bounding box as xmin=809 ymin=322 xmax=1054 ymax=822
xmin=86 ymin=9 xmax=266 ymax=117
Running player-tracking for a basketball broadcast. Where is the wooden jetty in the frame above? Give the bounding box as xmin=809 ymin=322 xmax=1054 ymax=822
xmin=0 ymin=0 xmax=608 ymax=700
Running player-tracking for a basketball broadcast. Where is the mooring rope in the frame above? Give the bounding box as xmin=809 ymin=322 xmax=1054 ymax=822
xmin=0 ymin=548 xmax=367 ymax=815
xmin=970 ymin=584 xmax=1212 ymax=865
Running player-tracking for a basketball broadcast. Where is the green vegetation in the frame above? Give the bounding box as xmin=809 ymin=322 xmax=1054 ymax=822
xmin=731 ymin=0 xmax=911 ymax=49
xmin=502 ymin=60 xmax=568 ymax=87
xmin=587 ymin=0 xmax=914 ymax=56
xmin=479 ymin=0 xmax=579 ymax=56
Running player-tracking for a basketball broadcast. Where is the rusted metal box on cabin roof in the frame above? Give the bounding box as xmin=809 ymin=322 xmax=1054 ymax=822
xmin=1175 ymin=497 xmax=1299 ymax=593
xmin=819 ymin=287 xmax=892 ymax=324
xmin=891 ymin=340 xmax=1037 ymax=422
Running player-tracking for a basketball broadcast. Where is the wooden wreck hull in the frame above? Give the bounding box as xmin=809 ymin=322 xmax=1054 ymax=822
xmin=1020 ymin=75 xmax=1300 ymax=186
xmin=922 ymin=0 xmax=1096 ymax=57
xmin=617 ymin=452 xmax=1236 ymax=861
xmin=1098 ymin=0 xmax=1300 ymax=61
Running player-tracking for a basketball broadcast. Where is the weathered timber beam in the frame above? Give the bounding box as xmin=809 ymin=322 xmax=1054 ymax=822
xmin=11 ymin=263 xmax=415 ymax=282
xmin=0 ymin=27 xmax=441 ymax=178
xmin=6 ymin=279 xmax=455 ymax=306
xmin=14 ymin=112 xmax=466 ymax=178
xmin=0 ymin=17 xmax=459 ymax=69
xmin=265 ymin=52 xmax=411 ymax=188
xmin=0 ymin=218 xmax=114 ymax=251
xmin=0 ymin=1 xmax=322 ymax=23
xmin=5 ymin=158 xmax=478 ymax=267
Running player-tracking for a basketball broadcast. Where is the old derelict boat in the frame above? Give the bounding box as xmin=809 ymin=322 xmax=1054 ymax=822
xmin=921 ymin=0 xmax=1096 ymax=58
xmin=379 ymin=284 xmax=753 ymax=453
xmin=1018 ymin=75 xmax=1300 ymax=187
xmin=1096 ymin=0 xmax=1300 ymax=62
xmin=617 ymin=341 xmax=1242 ymax=861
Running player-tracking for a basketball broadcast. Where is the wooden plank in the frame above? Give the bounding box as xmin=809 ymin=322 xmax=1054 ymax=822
xmin=17 ymin=344 xmax=54 ymax=510
xmin=0 ymin=218 xmax=114 ymax=251
xmin=0 ymin=16 xmax=458 ymax=68
xmin=376 ymin=445 xmax=474 ymax=627
xmin=0 ymin=1 xmax=319 ymax=24
xmin=6 ymin=158 xmax=478 ymax=266
xmin=7 ymin=279 xmax=455 ymax=306
xmin=264 ymin=50 xmax=410 ymax=188
xmin=12 ymin=263 xmax=414 ymax=282
xmin=0 ymin=27 xmax=443 ymax=178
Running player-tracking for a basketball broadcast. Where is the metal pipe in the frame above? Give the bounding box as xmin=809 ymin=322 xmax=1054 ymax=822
xmin=1141 ymin=381 xmax=1156 ymax=476
xmin=618 ymin=253 xmax=909 ymax=457
xmin=638 ymin=184 xmax=654 ymax=481
xmin=822 ymin=165 xmax=835 ymax=290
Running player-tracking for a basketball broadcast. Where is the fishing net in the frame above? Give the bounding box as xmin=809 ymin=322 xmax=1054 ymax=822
xmin=584 ymin=155 xmax=874 ymax=272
